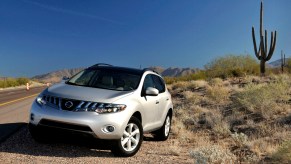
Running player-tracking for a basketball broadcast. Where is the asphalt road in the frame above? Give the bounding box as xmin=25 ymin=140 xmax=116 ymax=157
xmin=0 ymin=87 xmax=46 ymax=105
xmin=0 ymin=87 xmax=46 ymax=142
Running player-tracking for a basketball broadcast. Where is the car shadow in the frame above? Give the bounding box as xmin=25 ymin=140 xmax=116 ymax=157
xmin=0 ymin=122 xmax=27 ymax=143
xmin=0 ymin=123 xmax=167 ymax=158
xmin=0 ymin=124 xmax=115 ymax=158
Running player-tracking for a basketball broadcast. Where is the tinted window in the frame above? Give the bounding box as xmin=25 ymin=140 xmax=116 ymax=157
xmin=152 ymin=75 xmax=165 ymax=93
xmin=67 ymin=69 xmax=141 ymax=91
xmin=143 ymin=74 xmax=155 ymax=90
xmin=142 ymin=74 xmax=165 ymax=94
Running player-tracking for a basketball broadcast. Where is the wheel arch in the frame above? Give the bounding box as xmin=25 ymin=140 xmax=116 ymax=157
xmin=168 ymin=108 xmax=173 ymax=118
xmin=132 ymin=111 xmax=142 ymax=124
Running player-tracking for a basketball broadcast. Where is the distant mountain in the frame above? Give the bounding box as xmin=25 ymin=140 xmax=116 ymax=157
xmin=269 ymin=58 xmax=290 ymax=67
xmin=32 ymin=68 xmax=84 ymax=83
xmin=148 ymin=66 xmax=165 ymax=74
xmin=161 ymin=67 xmax=198 ymax=77
xmin=32 ymin=66 xmax=198 ymax=83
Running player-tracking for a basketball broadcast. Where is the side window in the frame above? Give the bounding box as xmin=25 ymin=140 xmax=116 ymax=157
xmin=143 ymin=74 xmax=155 ymax=90
xmin=152 ymin=75 xmax=166 ymax=93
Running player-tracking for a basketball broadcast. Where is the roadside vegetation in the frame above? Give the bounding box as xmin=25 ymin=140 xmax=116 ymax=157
xmin=167 ymin=54 xmax=291 ymax=163
xmin=0 ymin=77 xmax=30 ymax=88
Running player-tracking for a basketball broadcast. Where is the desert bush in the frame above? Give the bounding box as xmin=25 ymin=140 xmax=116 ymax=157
xmin=234 ymin=80 xmax=289 ymax=118
xmin=231 ymin=132 xmax=248 ymax=148
xmin=164 ymin=71 xmax=207 ymax=84
xmin=206 ymin=85 xmax=230 ymax=104
xmin=205 ymin=55 xmax=259 ymax=79
xmin=164 ymin=77 xmax=176 ymax=84
xmin=285 ymin=58 xmax=291 ymax=73
xmin=0 ymin=77 xmax=30 ymax=88
xmin=190 ymin=145 xmax=237 ymax=163
xmin=171 ymin=81 xmax=189 ymax=91
xmin=187 ymin=80 xmax=208 ymax=91
xmin=213 ymin=120 xmax=231 ymax=138
xmin=271 ymin=140 xmax=291 ymax=163
xmin=16 ymin=77 xmax=29 ymax=85
xmin=208 ymin=78 xmax=223 ymax=86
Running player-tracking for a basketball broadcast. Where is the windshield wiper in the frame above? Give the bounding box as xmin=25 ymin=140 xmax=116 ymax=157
xmin=66 ymin=81 xmax=83 ymax=86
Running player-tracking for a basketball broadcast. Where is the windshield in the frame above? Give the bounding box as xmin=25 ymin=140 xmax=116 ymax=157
xmin=67 ymin=69 xmax=141 ymax=91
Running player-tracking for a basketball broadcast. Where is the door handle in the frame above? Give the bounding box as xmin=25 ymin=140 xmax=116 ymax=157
xmin=156 ymin=100 xmax=159 ymax=104
xmin=166 ymin=98 xmax=169 ymax=101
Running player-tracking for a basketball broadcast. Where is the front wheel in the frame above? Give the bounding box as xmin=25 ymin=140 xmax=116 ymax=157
xmin=152 ymin=114 xmax=171 ymax=141
xmin=111 ymin=117 xmax=143 ymax=157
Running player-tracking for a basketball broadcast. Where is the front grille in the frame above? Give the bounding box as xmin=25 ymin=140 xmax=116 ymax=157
xmin=39 ymin=119 xmax=93 ymax=132
xmin=42 ymin=95 xmax=99 ymax=111
xmin=43 ymin=95 xmax=60 ymax=108
xmin=61 ymin=99 xmax=81 ymax=111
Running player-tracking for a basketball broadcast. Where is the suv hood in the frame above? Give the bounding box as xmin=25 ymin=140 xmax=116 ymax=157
xmin=44 ymin=83 xmax=134 ymax=103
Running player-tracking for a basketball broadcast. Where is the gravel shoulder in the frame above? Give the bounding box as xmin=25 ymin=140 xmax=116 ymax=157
xmin=0 ymin=126 xmax=193 ymax=164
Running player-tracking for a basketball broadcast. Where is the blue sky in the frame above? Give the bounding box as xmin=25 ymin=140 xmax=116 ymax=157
xmin=0 ymin=0 xmax=291 ymax=77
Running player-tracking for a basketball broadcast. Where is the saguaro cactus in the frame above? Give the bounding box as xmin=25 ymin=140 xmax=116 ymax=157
xmin=281 ymin=50 xmax=286 ymax=73
xmin=252 ymin=1 xmax=277 ymax=75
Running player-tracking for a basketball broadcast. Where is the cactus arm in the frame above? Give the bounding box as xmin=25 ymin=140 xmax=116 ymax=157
xmin=252 ymin=27 xmax=260 ymax=59
xmin=266 ymin=31 xmax=277 ymax=61
xmin=265 ymin=30 xmax=268 ymax=56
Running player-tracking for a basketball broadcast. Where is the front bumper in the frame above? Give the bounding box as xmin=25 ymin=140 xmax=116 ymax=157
xmin=29 ymin=101 xmax=131 ymax=139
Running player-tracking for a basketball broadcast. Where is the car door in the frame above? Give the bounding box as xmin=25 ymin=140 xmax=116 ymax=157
xmin=140 ymin=74 xmax=160 ymax=129
xmin=151 ymin=75 xmax=168 ymax=125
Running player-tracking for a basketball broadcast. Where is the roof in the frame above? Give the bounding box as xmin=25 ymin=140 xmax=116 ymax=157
xmin=88 ymin=63 xmax=158 ymax=75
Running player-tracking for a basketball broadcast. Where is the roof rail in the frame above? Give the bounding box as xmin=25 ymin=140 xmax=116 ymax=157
xmin=89 ymin=63 xmax=113 ymax=68
xmin=142 ymin=68 xmax=159 ymax=75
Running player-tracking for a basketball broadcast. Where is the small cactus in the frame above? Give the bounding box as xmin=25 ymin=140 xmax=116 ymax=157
xmin=281 ymin=50 xmax=286 ymax=73
xmin=252 ymin=1 xmax=277 ymax=76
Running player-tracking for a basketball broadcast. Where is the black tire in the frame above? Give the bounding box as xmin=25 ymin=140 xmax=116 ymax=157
xmin=28 ymin=124 xmax=51 ymax=143
xmin=111 ymin=117 xmax=143 ymax=157
xmin=152 ymin=113 xmax=171 ymax=141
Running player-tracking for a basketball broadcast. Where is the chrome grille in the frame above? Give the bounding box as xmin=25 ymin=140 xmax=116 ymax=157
xmin=43 ymin=95 xmax=60 ymax=109
xmin=42 ymin=95 xmax=99 ymax=112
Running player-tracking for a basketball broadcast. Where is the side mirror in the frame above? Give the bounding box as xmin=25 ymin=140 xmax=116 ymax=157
xmin=145 ymin=87 xmax=159 ymax=96
xmin=62 ymin=76 xmax=70 ymax=82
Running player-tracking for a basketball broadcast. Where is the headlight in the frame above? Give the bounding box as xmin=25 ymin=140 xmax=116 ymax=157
xmin=36 ymin=96 xmax=46 ymax=106
xmin=95 ymin=104 xmax=127 ymax=114
xmin=76 ymin=103 xmax=126 ymax=114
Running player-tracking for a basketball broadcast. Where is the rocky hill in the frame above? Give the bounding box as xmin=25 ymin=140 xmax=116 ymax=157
xmin=32 ymin=66 xmax=198 ymax=83
xmin=269 ymin=58 xmax=290 ymax=67
xmin=32 ymin=68 xmax=84 ymax=83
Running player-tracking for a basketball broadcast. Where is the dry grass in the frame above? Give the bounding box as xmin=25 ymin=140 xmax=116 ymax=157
xmin=233 ymin=80 xmax=289 ymax=119
xmin=271 ymin=140 xmax=291 ymax=163
xmin=205 ymin=85 xmax=230 ymax=105
xmin=169 ymin=75 xmax=291 ymax=163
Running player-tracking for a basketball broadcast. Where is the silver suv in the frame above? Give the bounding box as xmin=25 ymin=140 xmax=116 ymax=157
xmin=29 ymin=64 xmax=173 ymax=157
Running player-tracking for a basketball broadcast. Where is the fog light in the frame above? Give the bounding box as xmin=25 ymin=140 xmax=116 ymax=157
xmin=107 ymin=126 xmax=115 ymax=132
xmin=30 ymin=113 xmax=34 ymax=121
xmin=102 ymin=125 xmax=115 ymax=133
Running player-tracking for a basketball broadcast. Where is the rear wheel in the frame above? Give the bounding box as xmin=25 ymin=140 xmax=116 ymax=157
xmin=111 ymin=117 xmax=143 ymax=157
xmin=152 ymin=114 xmax=171 ymax=141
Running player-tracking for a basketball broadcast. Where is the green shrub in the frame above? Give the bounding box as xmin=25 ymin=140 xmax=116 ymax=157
xmin=205 ymin=55 xmax=259 ymax=79
xmin=285 ymin=58 xmax=291 ymax=73
xmin=0 ymin=77 xmax=30 ymax=88
xmin=16 ymin=77 xmax=29 ymax=85
xmin=164 ymin=71 xmax=207 ymax=84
